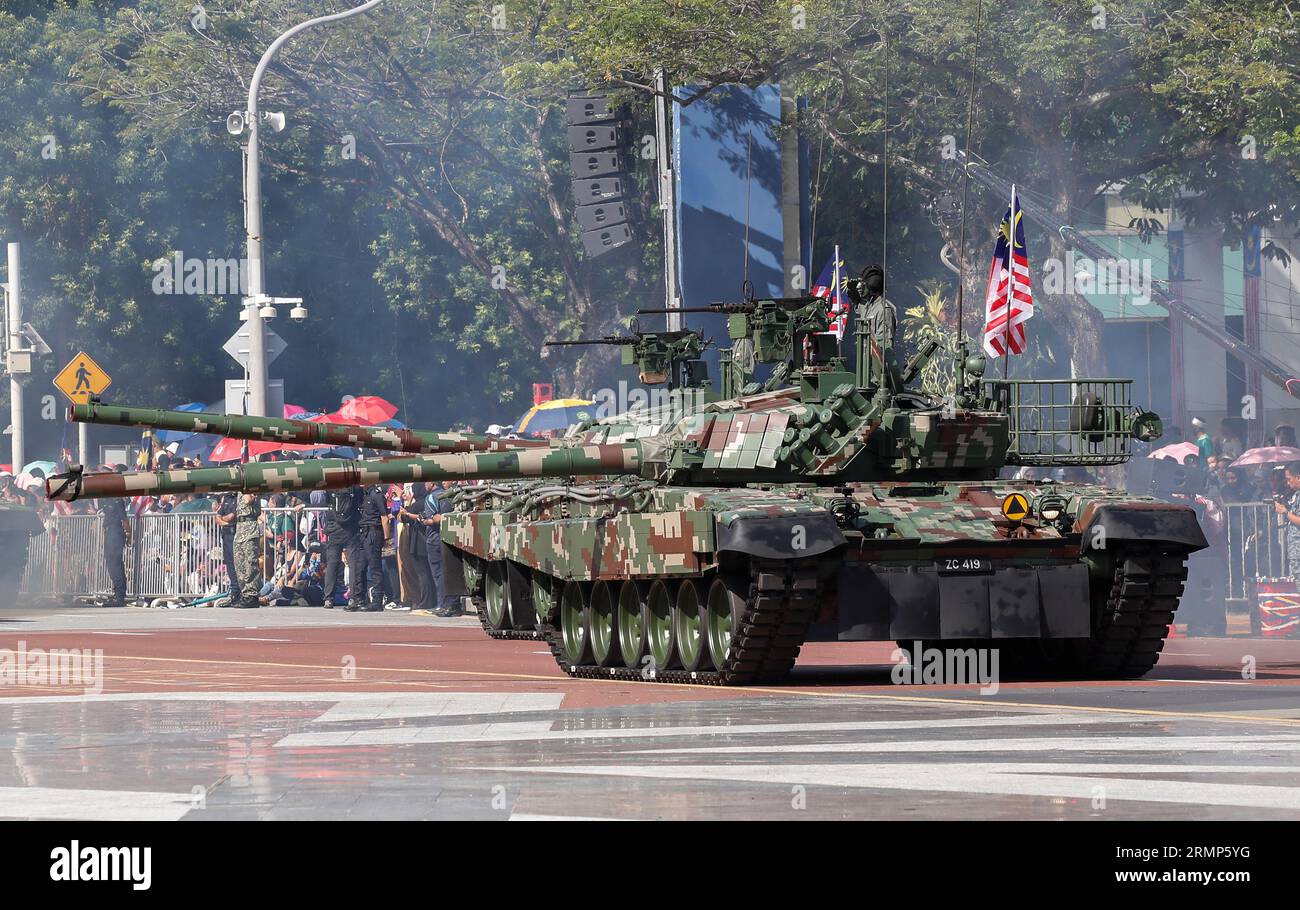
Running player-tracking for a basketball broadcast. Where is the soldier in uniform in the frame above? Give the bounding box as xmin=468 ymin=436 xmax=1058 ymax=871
xmin=848 ymin=264 xmax=897 ymax=391
xmin=322 ymin=484 xmax=362 ymax=609
xmin=354 ymin=484 xmax=389 ymax=612
xmin=98 ymin=466 xmax=131 ymax=607
xmin=232 ymin=492 xmax=262 ymax=609
xmin=1273 ymin=462 xmax=1300 ymax=580
xmin=422 ymin=481 xmax=462 ymax=616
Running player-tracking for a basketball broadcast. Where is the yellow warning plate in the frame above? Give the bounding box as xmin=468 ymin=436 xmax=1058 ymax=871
xmin=1001 ymin=492 xmax=1030 ymax=521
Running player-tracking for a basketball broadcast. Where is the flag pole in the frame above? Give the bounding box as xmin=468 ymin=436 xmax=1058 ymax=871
xmin=833 ymin=244 xmax=842 ymax=358
xmin=1002 ymin=184 xmax=1015 ymax=380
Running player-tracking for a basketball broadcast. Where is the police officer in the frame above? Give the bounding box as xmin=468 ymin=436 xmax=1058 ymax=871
xmin=214 ymin=492 xmax=239 ymax=599
xmin=422 ymin=481 xmax=462 ymax=616
xmin=355 ymin=483 xmax=389 ymax=612
xmin=232 ymin=492 xmax=262 ymax=608
xmin=99 ymin=466 xmax=131 ymax=607
xmin=322 ymin=484 xmax=362 ymax=609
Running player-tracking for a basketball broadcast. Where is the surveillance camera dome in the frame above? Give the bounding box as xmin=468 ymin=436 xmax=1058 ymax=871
xmin=289 ymin=305 xmax=307 ymax=322
xmin=259 ymin=305 xmax=277 ymax=319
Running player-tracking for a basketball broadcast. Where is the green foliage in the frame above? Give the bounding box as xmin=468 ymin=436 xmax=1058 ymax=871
xmin=2 ymin=0 xmax=1297 ymax=463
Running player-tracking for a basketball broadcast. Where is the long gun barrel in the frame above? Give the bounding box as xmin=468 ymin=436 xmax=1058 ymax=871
xmin=69 ymin=401 xmax=548 ymax=455
xmin=638 ymin=296 xmax=819 ymax=316
xmin=543 ymin=337 xmax=638 ymax=346
xmin=46 ymin=443 xmax=646 ymax=502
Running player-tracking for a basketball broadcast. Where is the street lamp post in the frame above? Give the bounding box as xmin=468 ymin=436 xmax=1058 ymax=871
xmin=236 ymin=0 xmax=386 ymax=416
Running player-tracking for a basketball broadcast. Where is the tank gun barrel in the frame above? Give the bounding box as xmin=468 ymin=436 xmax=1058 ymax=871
xmin=638 ymin=295 xmax=818 ymax=316
xmin=69 ymin=401 xmax=548 ymax=455
xmin=544 ymin=337 xmax=639 ymax=346
xmin=45 ymin=443 xmax=645 ymax=502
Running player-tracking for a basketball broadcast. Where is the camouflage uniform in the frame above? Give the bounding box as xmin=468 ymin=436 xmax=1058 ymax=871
xmin=233 ymin=495 xmax=263 ymax=606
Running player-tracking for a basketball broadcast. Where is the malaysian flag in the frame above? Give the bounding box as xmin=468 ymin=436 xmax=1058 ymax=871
xmin=981 ymin=186 xmax=1034 ymax=357
xmin=811 ymin=246 xmax=851 ymax=340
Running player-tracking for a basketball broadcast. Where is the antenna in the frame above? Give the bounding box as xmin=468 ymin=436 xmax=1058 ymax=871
xmin=742 ymin=132 xmax=753 ymax=288
xmin=880 ymin=15 xmax=889 ymax=293
xmin=953 ymin=0 xmax=985 ymax=399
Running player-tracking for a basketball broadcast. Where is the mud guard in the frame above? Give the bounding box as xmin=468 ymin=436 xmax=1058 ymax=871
xmin=1079 ymin=503 xmax=1208 ymax=553
xmin=714 ymin=513 xmax=845 ymax=560
xmin=813 ymin=562 xmax=1092 ymax=642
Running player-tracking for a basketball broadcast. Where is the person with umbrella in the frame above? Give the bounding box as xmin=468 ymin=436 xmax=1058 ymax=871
xmin=1273 ymin=462 xmax=1300 ymax=581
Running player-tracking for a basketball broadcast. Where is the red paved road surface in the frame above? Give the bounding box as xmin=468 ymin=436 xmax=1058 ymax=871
xmin=1 ymin=622 xmax=1296 ymax=710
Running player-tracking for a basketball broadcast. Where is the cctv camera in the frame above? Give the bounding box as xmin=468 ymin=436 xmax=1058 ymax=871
xmin=226 ymin=111 xmax=246 ymax=136
xmin=289 ymin=305 xmax=307 ymax=322
xmin=259 ymin=305 xmax=277 ymax=319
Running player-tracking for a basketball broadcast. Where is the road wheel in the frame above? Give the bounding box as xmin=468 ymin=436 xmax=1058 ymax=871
xmin=706 ymin=574 xmax=746 ymax=672
xmin=617 ymin=581 xmax=648 ymax=671
xmin=559 ymin=580 xmax=592 ymax=666
xmin=483 ymin=560 xmax=511 ymax=632
xmin=532 ymin=573 xmax=557 ymax=625
xmin=646 ymin=580 xmax=680 ymax=671
xmin=674 ymin=578 xmax=709 ymax=671
xmin=505 ymin=562 xmax=535 ymax=631
xmin=589 ymin=581 xmax=621 ymax=667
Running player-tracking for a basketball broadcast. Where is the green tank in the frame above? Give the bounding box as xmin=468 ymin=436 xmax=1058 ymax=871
xmin=52 ymin=280 xmax=1204 ymax=685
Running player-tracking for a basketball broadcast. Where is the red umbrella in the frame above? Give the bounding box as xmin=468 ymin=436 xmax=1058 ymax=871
xmin=208 ymin=437 xmax=331 ymax=463
xmin=329 ymin=395 xmax=397 ymax=425
xmin=1148 ymin=441 xmax=1200 ymax=463
xmin=1230 ymin=446 xmax=1300 ymax=468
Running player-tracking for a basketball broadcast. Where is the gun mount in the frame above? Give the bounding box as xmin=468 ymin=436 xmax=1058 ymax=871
xmin=545 ymin=329 xmax=709 ymax=389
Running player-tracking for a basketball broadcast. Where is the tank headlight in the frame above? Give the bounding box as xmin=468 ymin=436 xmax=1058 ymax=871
xmin=1038 ymin=500 xmax=1064 ymax=522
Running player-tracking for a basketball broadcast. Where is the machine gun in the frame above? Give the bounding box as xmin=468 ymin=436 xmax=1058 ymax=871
xmin=544 ymin=329 xmax=709 ymax=390
xmin=639 ymin=295 xmax=835 ymax=397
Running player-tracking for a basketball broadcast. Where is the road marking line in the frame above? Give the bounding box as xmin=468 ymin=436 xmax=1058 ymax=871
xmin=225 ymin=637 xmax=293 ymax=643
xmin=371 ymin=643 xmax=442 ymax=649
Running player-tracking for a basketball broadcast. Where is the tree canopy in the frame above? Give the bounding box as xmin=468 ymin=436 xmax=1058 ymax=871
xmin=1 ymin=0 xmax=1296 ymax=457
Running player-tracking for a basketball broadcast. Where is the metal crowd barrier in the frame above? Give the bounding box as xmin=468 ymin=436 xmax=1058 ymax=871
xmin=1224 ymin=501 xmax=1291 ymax=605
xmin=19 ymin=506 xmax=330 ymax=602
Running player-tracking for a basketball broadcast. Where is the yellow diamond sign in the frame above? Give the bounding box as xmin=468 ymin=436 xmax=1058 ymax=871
xmin=54 ymin=351 xmax=112 ymax=404
xmin=1001 ymin=493 xmax=1030 ymax=522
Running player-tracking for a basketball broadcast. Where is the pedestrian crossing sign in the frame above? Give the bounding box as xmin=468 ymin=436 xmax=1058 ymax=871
xmin=54 ymin=351 xmax=112 ymax=403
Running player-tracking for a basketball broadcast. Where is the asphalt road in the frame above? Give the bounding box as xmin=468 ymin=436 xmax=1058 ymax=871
xmin=0 ymin=603 xmax=1297 ymax=820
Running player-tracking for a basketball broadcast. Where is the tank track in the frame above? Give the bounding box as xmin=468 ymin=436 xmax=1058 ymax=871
xmin=1082 ymin=543 xmax=1189 ymax=678
xmin=537 ymin=556 xmax=830 ymax=686
xmin=471 ymin=594 xmax=542 ymax=641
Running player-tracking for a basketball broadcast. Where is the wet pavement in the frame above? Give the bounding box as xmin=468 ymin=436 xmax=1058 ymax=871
xmin=0 ymin=604 xmax=1298 ymax=820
